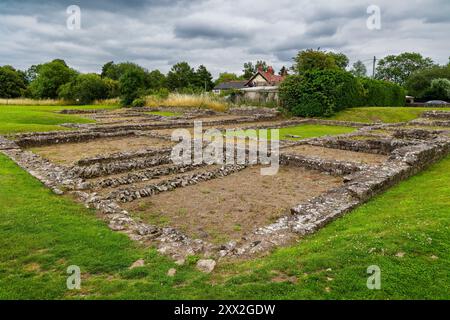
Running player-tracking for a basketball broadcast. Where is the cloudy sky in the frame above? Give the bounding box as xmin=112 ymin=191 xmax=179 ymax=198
xmin=0 ymin=0 xmax=449 ymax=77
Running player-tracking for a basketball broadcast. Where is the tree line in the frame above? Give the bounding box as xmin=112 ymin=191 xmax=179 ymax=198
xmin=1 ymin=51 xmax=449 ymax=106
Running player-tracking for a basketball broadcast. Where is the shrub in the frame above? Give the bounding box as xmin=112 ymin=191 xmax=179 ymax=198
xmin=423 ymin=78 xmax=450 ymax=101
xmin=359 ymin=78 xmax=405 ymax=106
xmin=58 ymin=73 xmax=109 ymax=104
xmin=0 ymin=66 xmax=27 ymax=98
xmin=131 ymin=98 xmax=146 ymax=108
xmin=279 ymin=70 xmax=362 ymax=117
xmin=29 ymin=59 xmax=77 ymax=99
xmin=119 ymin=68 xmax=146 ymax=106
xmin=406 ymin=65 xmax=450 ymax=99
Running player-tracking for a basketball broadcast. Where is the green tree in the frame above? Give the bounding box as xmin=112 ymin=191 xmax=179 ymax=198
xmin=243 ymin=61 xmax=268 ymax=79
xmin=103 ymin=78 xmax=120 ymax=98
xmin=292 ymin=49 xmax=339 ymax=74
xmin=350 ymin=60 xmax=368 ymax=77
xmin=166 ymin=62 xmax=196 ymax=91
xmin=58 ymin=73 xmax=109 ymax=104
xmin=214 ymin=72 xmax=241 ymax=86
xmin=25 ymin=65 xmax=39 ymax=83
xmin=193 ymin=65 xmax=214 ymax=91
xmin=329 ymin=52 xmax=349 ymax=70
xmin=101 ymin=62 xmax=146 ymax=81
xmin=119 ymin=68 xmax=147 ymax=106
xmin=406 ymin=65 xmax=450 ymax=99
xmin=146 ymin=70 xmax=166 ymax=90
xmin=101 ymin=61 xmax=116 ymax=78
xmin=29 ymin=59 xmax=77 ymax=99
xmin=0 ymin=65 xmax=27 ymax=98
xmin=423 ymin=78 xmax=450 ymax=101
xmin=375 ymin=52 xmax=435 ymax=86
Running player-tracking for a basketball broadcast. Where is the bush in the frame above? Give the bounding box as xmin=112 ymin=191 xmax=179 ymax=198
xmin=279 ymin=70 xmax=362 ymax=117
xmin=279 ymin=70 xmax=406 ymax=117
xmin=359 ymin=78 xmax=405 ymax=106
xmin=29 ymin=59 xmax=77 ymax=99
xmin=423 ymin=78 xmax=450 ymax=101
xmin=58 ymin=73 xmax=109 ymax=104
xmin=119 ymin=68 xmax=146 ymax=106
xmin=131 ymin=98 xmax=146 ymax=108
xmin=406 ymin=65 xmax=450 ymax=99
xmin=0 ymin=66 xmax=27 ymax=98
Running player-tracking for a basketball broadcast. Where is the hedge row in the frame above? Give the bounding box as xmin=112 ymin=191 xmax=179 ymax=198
xmin=279 ymin=70 xmax=405 ymax=117
xmin=359 ymin=78 xmax=405 ymax=106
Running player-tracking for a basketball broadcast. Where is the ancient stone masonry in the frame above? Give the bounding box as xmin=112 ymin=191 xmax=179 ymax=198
xmin=92 ymin=163 xmax=209 ymax=189
xmin=71 ymin=154 xmax=173 ymax=179
xmin=106 ymin=164 xmax=247 ymax=203
xmin=15 ymin=130 xmax=138 ymax=148
xmin=280 ymin=154 xmax=370 ymax=176
xmin=2 ymin=108 xmax=450 ymax=264
xmin=422 ymin=110 xmax=450 ymax=120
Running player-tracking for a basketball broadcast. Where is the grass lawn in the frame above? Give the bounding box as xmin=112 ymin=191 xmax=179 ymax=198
xmin=325 ymin=107 xmax=450 ymax=123
xmin=0 ymin=150 xmax=448 ymax=299
xmin=0 ymin=105 xmax=118 ymax=134
xmin=228 ymin=124 xmax=356 ymax=141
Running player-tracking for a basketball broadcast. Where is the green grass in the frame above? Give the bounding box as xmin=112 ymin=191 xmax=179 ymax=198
xmin=228 ymin=124 xmax=356 ymax=140
xmin=0 ymin=151 xmax=448 ymax=299
xmin=146 ymin=111 xmax=182 ymax=117
xmin=326 ymin=107 xmax=450 ymax=123
xmin=0 ymin=105 xmax=119 ymax=134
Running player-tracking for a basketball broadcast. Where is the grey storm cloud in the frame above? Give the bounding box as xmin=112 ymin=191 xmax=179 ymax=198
xmin=0 ymin=0 xmax=449 ymax=77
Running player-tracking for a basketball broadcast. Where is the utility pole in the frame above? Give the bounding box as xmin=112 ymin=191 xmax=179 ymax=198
xmin=372 ymin=56 xmax=377 ymax=78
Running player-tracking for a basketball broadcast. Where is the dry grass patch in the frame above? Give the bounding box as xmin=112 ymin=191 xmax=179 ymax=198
xmin=31 ymin=136 xmax=174 ymax=165
xmin=124 ymin=165 xmax=343 ymax=244
xmin=283 ymin=145 xmax=388 ymax=165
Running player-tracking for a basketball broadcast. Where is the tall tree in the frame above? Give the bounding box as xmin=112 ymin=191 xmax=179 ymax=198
xmin=329 ymin=52 xmax=349 ymax=70
xmin=406 ymin=65 xmax=450 ymax=99
xmin=101 ymin=61 xmax=115 ymax=78
xmin=292 ymin=49 xmax=339 ymax=74
xmin=166 ymin=62 xmax=196 ymax=91
xmin=214 ymin=72 xmax=241 ymax=86
xmin=119 ymin=68 xmax=146 ymax=106
xmin=146 ymin=70 xmax=166 ymax=90
xmin=28 ymin=59 xmax=78 ymax=99
xmin=375 ymin=52 xmax=435 ymax=86
xmin=0 ymin=65 xmax=27 ymax=98
xmin=243 ymin=61 xmax=268 ymax=79
xmin=101 ymin=62 xmax=145 ymax=81
xmin=350 ymin=60 xmax=368 ymax=77
xmin=194 ymin=65 xmax=214 ymax=91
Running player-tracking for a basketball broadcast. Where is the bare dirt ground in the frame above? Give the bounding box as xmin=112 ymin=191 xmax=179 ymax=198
xmin=31 ymin=136 xmax=174 ymax=165
xmin=283 ymin=144 xmax=387 ymax=165
xmin=124 ymin=165 xmax=342 ymax=244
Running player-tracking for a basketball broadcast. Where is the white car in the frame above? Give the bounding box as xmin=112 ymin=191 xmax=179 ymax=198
xmin=425 ymin=100 xmax=449 ymax=105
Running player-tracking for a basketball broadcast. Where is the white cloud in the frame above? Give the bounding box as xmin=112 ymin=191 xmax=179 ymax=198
xmin=0 ymin=0 xmax=448 ymax=76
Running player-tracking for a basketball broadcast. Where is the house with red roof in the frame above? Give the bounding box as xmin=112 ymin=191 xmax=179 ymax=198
xmin=212 ymin=65 xmax=287 ymax=94
xmin=244 ymin=66 xmax=287 ymax=87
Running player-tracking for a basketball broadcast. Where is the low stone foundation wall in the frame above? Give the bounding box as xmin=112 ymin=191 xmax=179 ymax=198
xmin=280 ymin=154 xmax=368 ymax=176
